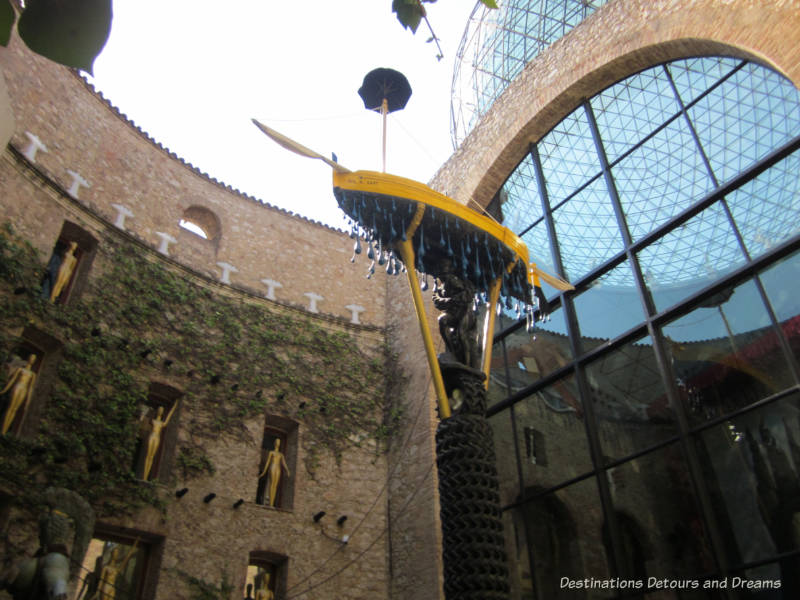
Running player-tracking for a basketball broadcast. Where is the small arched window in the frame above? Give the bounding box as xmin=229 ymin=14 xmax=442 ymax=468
xmin=179 ymin=206 xmax=221 ymax=242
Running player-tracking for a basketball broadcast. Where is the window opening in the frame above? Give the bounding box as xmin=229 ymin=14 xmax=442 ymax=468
xmin=255 ymin=415 xmax=297 ymax=509
xmin=40 ymin=222 xmax=98 ymax=305
xmin=246 ymin=552 xmax=287 ymax=600
xmin=73 ymin=528 xmax=159 ymax=600
xmin=0 ymin=344 xmax=41 ymax=435
xmin=133 ymin=383 xmax=181 ymax=482
xmin=179 ymin=206 xmax=221 ymax=242
xmin=178 ymin=219 xmax=208 ymax=239
xmin=256 ymin=427 xmax=289 ymax=507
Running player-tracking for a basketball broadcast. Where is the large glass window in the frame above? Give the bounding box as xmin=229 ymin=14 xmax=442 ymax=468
xmin=488 ymin=55 xmax=800 ymax=598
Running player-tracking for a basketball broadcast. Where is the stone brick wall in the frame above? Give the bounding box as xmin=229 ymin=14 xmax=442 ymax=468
xmin=0 ymin=33 xmax=397 ymax=600
xmin=0 ymin=35 xmax=387 ymax=328
xmin=0 ymin=146 xmax=392 ymax=599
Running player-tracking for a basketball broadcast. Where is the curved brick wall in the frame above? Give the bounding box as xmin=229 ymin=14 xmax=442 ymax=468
xmin=0 ymin=36 xmax=386 ymax=329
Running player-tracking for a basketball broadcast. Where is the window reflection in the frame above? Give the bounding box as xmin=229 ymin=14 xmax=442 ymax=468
xmin=759 ymin=248 xmax=800 ymax=369
xmin=695 ymin=393 xmax=800 ymax=589
xmin=613 ymin=116 xmax=713 ymax=242
xmin=539 ymin=109 xmax=601 ymax=205
xmin=513 ymin=478 xmax=612 ymax=599
xmin=489 ymin=408 xmax=521 ymax=506
xmin=663 ymin=278 xmax=794 ymax=423
xmin=591 ymin=64 xmax=680 ymax=164
xmin=573 ymin=261 xmax=645 ymax=346
xmin=497 ymin=154 xmax=544 ymax=234
xmin=553 ymin=177 xmax=624 ymax=283
xmin=488 ymin=308 xmax=570 ymax=397
xmin=727 ymin=149 xmax=800 ymax=261
xmin=585 ymin=337 xmax=676 ymax=459
xmin=515 ymin=374 xmax=592 ymax=490
xmin=606 ymin=443 xmax=714 ymax=578
xmin=638 ymin=201 xmax=746 ymax=313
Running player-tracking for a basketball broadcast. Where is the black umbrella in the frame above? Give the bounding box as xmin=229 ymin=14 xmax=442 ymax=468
xmin=358 ymin=68 xmax=412 ymax=172
xmin=358 ymin=67 xmax=412 ymax=113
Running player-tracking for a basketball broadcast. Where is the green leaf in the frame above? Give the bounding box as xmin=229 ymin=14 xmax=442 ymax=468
xmin=0 ymin=0 xmax=14 ymax=47
xmin=480 ymin=0 xmax=499 ymax=8
xmin=17 ymin=0 xmax=113 ymax=74
xmin=392 ymin=0 xmax=423 ymax=33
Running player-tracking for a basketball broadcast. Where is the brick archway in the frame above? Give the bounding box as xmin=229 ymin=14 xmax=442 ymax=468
xmin=431 ymin=0 xmax=800 ymax=209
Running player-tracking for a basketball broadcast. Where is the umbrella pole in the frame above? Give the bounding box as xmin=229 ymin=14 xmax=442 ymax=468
xmin=381 ymin=97 xmax=388 ymax=172
xmin=481 ymin=276 xmax=502 ymax=389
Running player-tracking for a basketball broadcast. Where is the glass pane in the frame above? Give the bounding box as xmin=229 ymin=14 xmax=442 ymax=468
xmin=573 ymin=261 xmax=645 ymax=345
xmin=695 ymin=393 xmax=800 ymax=569
xmin=592 ymin=64 xmax=682 ymax=163
xmin=79 ymin=537 xmax=147 ymax=600
xmin=727 ymin=148 xmax=800 ymax=261
xmin=760 ymin=249 xmax=800 ymax=324
xmin=499 ymin=153 xmax=544 ymax=234
xmin=493 ymin=306 xmax=570 ymax=396
xmin=607 ymin=443 xmax=714 ymax=578
xmin=666 ymin=56 xmax=742 ymax=106
xmin=688 ymin=61 xmax=800 ymax=185
xmin=663 ymin=278 xmax=794 ymax=424
xmin=515 ymin=373 xmax=593 ymax=489
xmin=515 ymin=478 xmax=613 ymax=598
xmin=760 ymin=249 xmax=800 ymax=370
xmin=614 ymin=116 xmax=714 ymax=242
xmin=586 ymin=336 xmax=677 ymax=459
xmin=539 ymin=108 xmax=602 ymax=205
xmin=638 ymin=201 xmax=746 ymax=313
xmin=505 ymin=509 xmax=535 ymax=600
xmin=520 ymin=221 xmax=559 ymax=297
xmin=489 ymin=408 xmax=520 ymax=506
xmin=553 ymin=177 xmax=624 ymax=282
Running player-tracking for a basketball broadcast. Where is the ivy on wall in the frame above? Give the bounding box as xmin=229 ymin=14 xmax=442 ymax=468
xmin=0 ymin=222 xmax=402 ymax=517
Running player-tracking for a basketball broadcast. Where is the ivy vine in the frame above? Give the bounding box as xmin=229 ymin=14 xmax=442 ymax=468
xmin=0 ymin=222 xmax=404 ymax=518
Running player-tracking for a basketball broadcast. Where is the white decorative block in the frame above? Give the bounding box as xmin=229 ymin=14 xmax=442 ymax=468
xmin=111 ymin=203 xmax=135 ymax=230
xmin=155 ymin=232 xmax=177 ymax=256
xmin=261 ymin=278 xmax=283 ymax=301
xmin=345 ymin=304 xmax=366 ymax=325
xmin=216 ymin=262 xmax=238 ymax=285
xmin=65 ymin=169 xmax=90 ymax=199
xmin=22 ymin=131 xmax=47 ymax=162
xmin=303 ymin=292 xmax=324 ymax=314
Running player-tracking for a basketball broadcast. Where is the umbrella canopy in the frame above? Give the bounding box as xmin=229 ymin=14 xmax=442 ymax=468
xmin=358 ymin=68 xmax=412 ymax=113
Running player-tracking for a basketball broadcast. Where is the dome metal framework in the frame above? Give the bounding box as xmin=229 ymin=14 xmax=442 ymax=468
xmin=451 ymin=0 xmax=608 ymax=147
xmin=498 ymin=56 xmax=800 ymax=291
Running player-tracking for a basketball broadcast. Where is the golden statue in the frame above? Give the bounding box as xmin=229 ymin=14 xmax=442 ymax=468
xmin=254 ymin=571 xmax=274 ymax=600
xmin=90 ymin=540 xmax=138 ymax=600
xmin=1 ymin=354 xmax=37 ymax=434
xmin=50 ymin=241 xmax=78 ymax=302
xmin=259 ymin=438 xmax=290 ymax=507
xmin=142 ymin=399 xmax=179 ymax=481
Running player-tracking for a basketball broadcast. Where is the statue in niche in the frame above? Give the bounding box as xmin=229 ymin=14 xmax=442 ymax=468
xmin=432 ymin=259 xmax=478 ymax=369
xmin=0 ymin=487 xmax=94 ymax=600
xmin=254 ymin=571 xmax=274 ymax=600
xmin=1 ymin=353 xmax=37 ymax=434
xmin=142 ymin=399 xmax=179 ymax=481
xmin=88 ymin=540 xmax=138 ymax=600
xmin=259 ymin=438 xmax=290 ymax=507
xmin=42 ymin=241 xmax=78 ymax=303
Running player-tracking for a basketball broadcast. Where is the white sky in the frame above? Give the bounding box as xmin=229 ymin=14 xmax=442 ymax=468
xmin=87 ymin=0 xmax=479 ymax=229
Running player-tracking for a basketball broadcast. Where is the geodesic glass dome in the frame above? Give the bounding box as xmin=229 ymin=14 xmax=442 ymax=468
xmin=451 ymin=0 xmax=608 ymax=147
